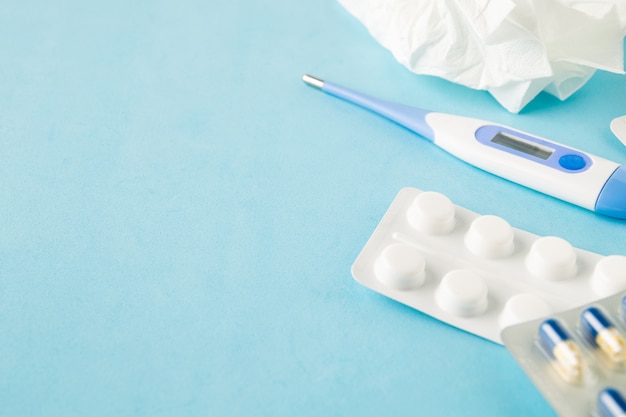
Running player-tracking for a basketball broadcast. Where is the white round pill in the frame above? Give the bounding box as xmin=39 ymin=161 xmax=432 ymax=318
xmin=406 ymin=191 xmax=455 ymax=235
xmin=435 ymin=269 xmax=488 ymax=317
xmin=464 ymin=215 xmax=514 ymax=259
xmin=374 ymin=243 xmax=426 ymax=290
xmin=590 ymin=255 xmax=626 ymax=296
xmin=498 ymin=293 xmax=552 ymax=329
xmin=525 ymin=236 xmax=577 ymax=281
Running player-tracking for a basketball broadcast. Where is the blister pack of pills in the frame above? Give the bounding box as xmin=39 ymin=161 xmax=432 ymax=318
xmin=501 ymin=292 xmax=626 ymax=417
xmin=351 ymin=187 xmax=626 ymax=343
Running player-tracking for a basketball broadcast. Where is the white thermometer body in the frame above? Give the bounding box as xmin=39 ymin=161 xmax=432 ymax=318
xmin=303 ymin=74 xmax=626 ymax=219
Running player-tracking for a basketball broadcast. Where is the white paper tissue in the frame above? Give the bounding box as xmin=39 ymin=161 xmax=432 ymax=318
xmin=338 ymin=0 xmax=626 ymax=112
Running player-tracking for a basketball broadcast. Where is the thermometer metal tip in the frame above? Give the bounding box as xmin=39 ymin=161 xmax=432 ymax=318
xmin=302 ymin=74 xmax=324 ymax=89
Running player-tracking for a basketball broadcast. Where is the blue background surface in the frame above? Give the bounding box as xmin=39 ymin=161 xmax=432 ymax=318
xmin=1 ymin=1 xmax=625 ymax=416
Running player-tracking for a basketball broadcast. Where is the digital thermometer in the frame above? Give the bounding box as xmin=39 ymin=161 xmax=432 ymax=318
xmin=302 ymin=74 xmax=626 ymax=219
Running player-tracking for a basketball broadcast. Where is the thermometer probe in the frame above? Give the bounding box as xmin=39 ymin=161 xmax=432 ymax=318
xmin=302 ymin=74 xmax=626 ymax=220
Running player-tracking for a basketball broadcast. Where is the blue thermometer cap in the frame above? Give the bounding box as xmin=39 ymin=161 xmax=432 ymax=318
xmin=595 ymin=166 xmax=626 ymax=219
xmin=580 ymin=307 xmax=613 ymax=344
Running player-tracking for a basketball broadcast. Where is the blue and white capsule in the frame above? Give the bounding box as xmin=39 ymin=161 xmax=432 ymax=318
xmin=581 ymin=307 xmax=626 ymax=367
xmin=598 ymin=388 xmax=626 ymax=417
xmin=538 ymin=318 xmax=586 ymax=383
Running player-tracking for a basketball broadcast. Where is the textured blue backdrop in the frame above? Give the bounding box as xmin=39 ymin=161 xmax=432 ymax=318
xmin=1 ymin=1 xmax=625 ymax=416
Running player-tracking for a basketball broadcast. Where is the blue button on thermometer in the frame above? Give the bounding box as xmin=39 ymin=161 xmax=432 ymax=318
xmin=303 ymin=75 xmax=626 ymax=219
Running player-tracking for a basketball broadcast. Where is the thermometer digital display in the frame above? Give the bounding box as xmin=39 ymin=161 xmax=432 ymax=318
xmin=302 ymin=74 xmax=626 ymax=219
xmin=490 ymin=132 xmax=553 ymax=160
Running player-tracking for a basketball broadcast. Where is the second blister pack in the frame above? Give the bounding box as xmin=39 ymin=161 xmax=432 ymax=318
xmin=502 ymin=291 xmax=626 ymax=417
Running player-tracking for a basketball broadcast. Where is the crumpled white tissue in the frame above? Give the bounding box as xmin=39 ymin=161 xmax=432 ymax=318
xmin=338 ymin=0 xmax=626 ymax=112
